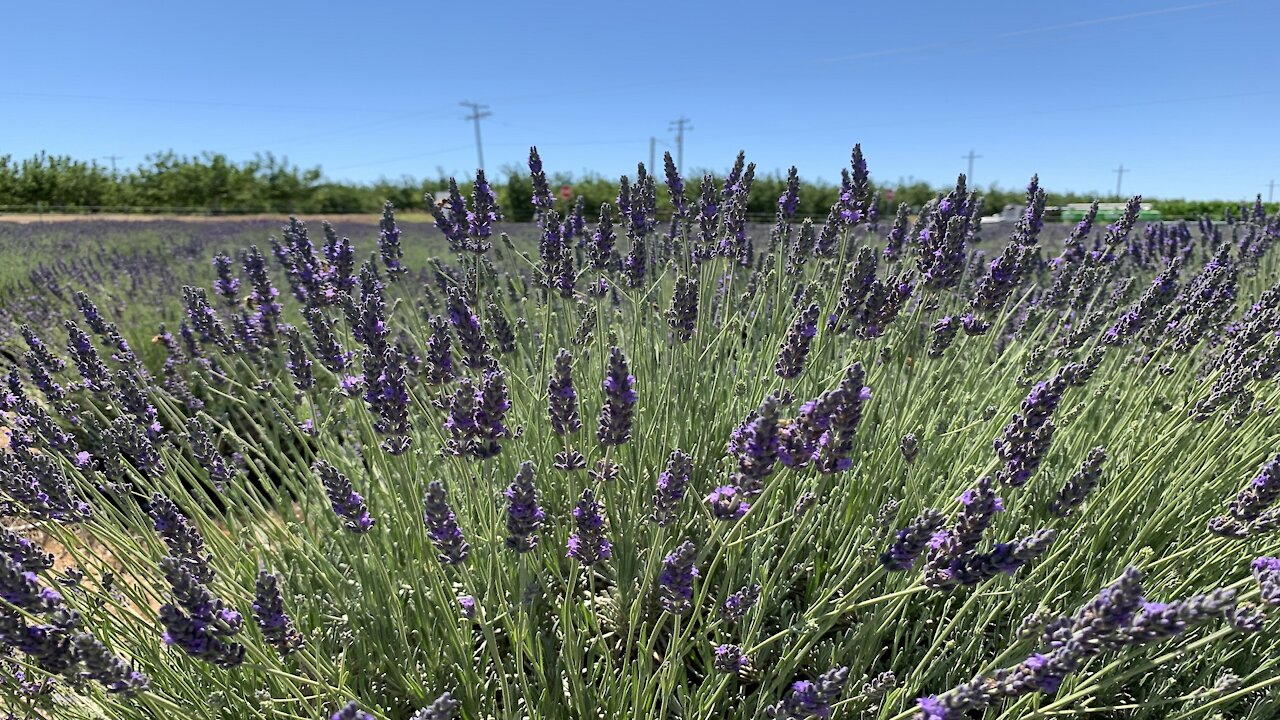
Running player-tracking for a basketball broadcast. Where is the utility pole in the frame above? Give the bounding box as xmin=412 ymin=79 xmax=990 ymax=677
xmin=961 ymin=149 xmax=981 ymax=185
xmin=101 ymin=155 xmax=122 ymax=174
xmin=1113 ymin=164 xmax=1128 ymax=198
xmin=459 ymin=101 xmax=491 ymax=173
xmin=649 ymin=137 xmax=656 ymax=174
xmin=1268 ymin=179 xmax=1275 ymax=204
xmin=669 ymin=116 xmax=691 ymax=170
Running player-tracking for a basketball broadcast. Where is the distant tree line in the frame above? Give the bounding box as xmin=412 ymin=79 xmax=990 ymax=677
xmin=0 ymin=151 xmax=1272 ymax=221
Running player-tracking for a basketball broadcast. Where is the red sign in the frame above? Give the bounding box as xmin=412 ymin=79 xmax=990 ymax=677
xmin=883 ymin=189 xmax=896 ymax=203
xmin=560 ymin=184 xmax=572 ymax=201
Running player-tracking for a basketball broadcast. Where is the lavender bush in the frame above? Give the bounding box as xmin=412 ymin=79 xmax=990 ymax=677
xmin=0 ymin=147 xmax=1278 ymax=719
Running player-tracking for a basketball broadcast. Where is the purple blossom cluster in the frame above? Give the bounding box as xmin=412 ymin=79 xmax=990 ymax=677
xmin=1208 ymin=454 xmax=1280 ymax=537
xmin=916 ymin=567 xmax=1254 ymax=719
xmin=597 ymin=346 xmax=637 ymax=447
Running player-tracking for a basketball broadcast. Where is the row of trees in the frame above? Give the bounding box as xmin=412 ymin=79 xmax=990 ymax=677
xmin=0 ymin=151 xmax=1272 ymax=221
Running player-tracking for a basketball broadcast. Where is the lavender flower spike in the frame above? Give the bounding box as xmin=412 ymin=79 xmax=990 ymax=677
xmin=658 ymin=540 xmax=699 ymax=615
xmin=423 ymin=481 xmax=470 ymax=565
xmin=548 ymin=348 xmax=582 ymax=435
xmin=378 ymin=201 xmax=405 ymax=280
xmin=651 ymin=448 xmax=693 ymax=526
xmin=706 ymin=485 xmax=749 ymax=520
xmin=766 ymin=666 xmax=850 ymax=720
xmin=1048 ymin=446 xmax=1107 ymax=517
xmin=73 ymin=633 xmax=149 ymax=695
xmin=881 ymin=508 xmax=947 ymax=571
xmin=597 ymin=346 xmax=637 ymax=446
xmin=314 ymin=460 xmax=375 ymax=533
xmin=252 ymin=569 xmax=304 ymax=656
xmin=722 ymin=583 xmax=762 ymax=623
xmin=775 ymin=302 xmax=821 ymax=379
xmin=331 ymin=701 xmax=375 ymax=720
xmin=412 ymin=692 xmax=462 ymax=720
xmin=505 ymin=462 xmax=544 ymax=553
xmin=148 ymin=494 xmax=214 ymax=583
xmin=567 ymin=488 xmax=611 ymax=566
xmin=1252 ymin=557 xmax=1280 ymax=605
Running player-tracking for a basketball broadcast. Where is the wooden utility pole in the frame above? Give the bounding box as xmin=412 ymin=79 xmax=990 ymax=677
xmin=460 ymin=101 xmax=491 ymax=172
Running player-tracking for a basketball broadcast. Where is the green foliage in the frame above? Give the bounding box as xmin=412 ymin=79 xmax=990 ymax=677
xmin=501 ymin=166 xmax=534 ymax=222
xmin=0 ymin=151 xmax=1276 ymax=224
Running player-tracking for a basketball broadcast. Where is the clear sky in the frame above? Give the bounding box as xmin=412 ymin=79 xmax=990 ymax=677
xmin=3 ymin=0 xmax=1277 ymax=201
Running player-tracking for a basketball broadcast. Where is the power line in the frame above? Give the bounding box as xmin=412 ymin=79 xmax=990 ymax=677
xmin=962 ymin=150 xmax=982 ymax=185
xmin=1269 ymin=179 xmax=1276 ymax=204
xmin=669 ymin=117 xmax=691 ymax=170
xmin=459 ymin=101 xmax=492 ymax=173
xmin=1113 ymin=164 xmax=1129 ymax=198
xmin=101 ymin=155 xmax=122 ymax=174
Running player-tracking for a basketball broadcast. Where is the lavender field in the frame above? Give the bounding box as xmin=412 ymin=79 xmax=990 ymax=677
xmin=1 ymin=148 xmax=1279 ymax=720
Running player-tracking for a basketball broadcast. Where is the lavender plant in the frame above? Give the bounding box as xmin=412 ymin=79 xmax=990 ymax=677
xmin=0 ymin=148 xmax=1278 ymax=720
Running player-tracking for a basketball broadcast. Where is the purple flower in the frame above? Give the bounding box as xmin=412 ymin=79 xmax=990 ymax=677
xmin=722 ymin=583 xmax=761 ymax=624
xmin=0 ymin=556 xmax=64 ymax=614
xmin=548 ymin=348 xmax=582 ymax=435
xmin=423 ymin=481 xmax=469 ymax=565
xmin=729 ymin=395 xmax=781 ymax=495
xmin=412 ymin=693 xmax=461 ymax=720
xmin=589 ymin=202 xmax=616 ymax=271
xmin=252 ymin=570 xmax=304 ymax=656
xmin=651 ymin=449 xmax=693 ymax=526
xmin=73 ymin=633 xmax=149 ymax=695
xmin=1 ymin=528 xmax=53 ymax=573
xmin=597 ymin=346 xmax=637 ymax=447
xmin=304 ymin=307 xmax=350 ymax=373
xmin=212 ymin=253 xmax=241 ymax=304
xmin=1229 ymin=454 xmax=1280 ymax=523
xmin=446 ymin=288 xmax=493 ymax=371
xmin=458 ymin=595 xmax=476 ymax=619
xmin=663 ymin=151 xmax=687 ymax=217
xmin=148 ymin=494 xmax=214 ymax=583
xmin=472 ymin=369 xmax=511 ymax=458
xmin=658 ymin=540 xmax=699 ymax=615
xmin=567 ymin=489 xmax=611 ymax=566
xmin=1049 ymin=446 xmax=1107 ymax=517
xmin=331 ymin=701 xmax=374 ymax=720
xmin=775 ymin=303 xmax=821 ymax=379
xmin=778 ymin=165 xmax=800 ymax=218
xmin=529 ymin=146 xmax=554 ymax=213
xmin=706 ymin=485 xmax=749 ymax=520
xmin=994 ymin=374 xmax=1069 ymax=487
xmin=881 ymin=508 xmax=947 ymax=571
xmin=915 ymin=695 xmax=950 ymax=719
xmin=766 ymin=666 xmax=849 ymax=719
xmin=666 ymin=273 xmax=699 ymax=343
xmin=505 ymin=462 xmax=544 ymax=553
xmin=431 ymin=178 xmax=469 ymax=252
xmin=378 ymin=201 xmax=405 ymax=280
xmin=445 ymin=378 xmax=481 ymax=456
xmin=424 ymin=315 xmax=457 ymax=386
xmin=1252 ymin=556 xmax=1280 ymax=605
xmin=466 ymin=169 xmax=501 ymax=246
xmin=158 ymin=557 xmax=245 ymax=669
xmin=283 ymin=325 xmax=314 ymax=391
xmin=714 ymin=643 xmax=750 ymax=674
xmin=314 ymin=460 xmax=375 ymax=533
xmin=242 ymin=245 xmax=282 ymax=346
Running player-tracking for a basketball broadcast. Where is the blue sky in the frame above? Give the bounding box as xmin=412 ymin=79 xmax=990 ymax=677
xmin=3 ymin=0 xmax=1277 ymax=200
